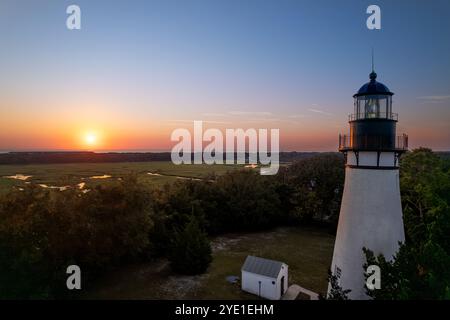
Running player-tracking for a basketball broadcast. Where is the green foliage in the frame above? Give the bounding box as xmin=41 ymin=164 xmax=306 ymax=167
xmin=151 ymin=169 xmax=288 ymax=237
xmin=149 ymin=156 xmax=343 ymax=241
xmin=168 ymin=217 xmax=212 ymax=275
xmin=285 ymin=154 xmax=344 ymax=225
xmin=320 ymin=269 xmax=351 ymax=300
xmin=401 ymin=148 xmax=450 ymax=244
xmin=363 ymin=148 xmax=450 ymax=300
xmin=214 ymin=170 xmax=285 ymax=231
xmin=0 ymin=175 xmax=153 ymax=299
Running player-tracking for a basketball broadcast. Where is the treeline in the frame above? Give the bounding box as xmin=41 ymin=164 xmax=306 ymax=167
xmin=0 ymin=152 xmax=173 ymax=165
xmin=0 ymin=151 xmax=325 ymax=165
xmin=0 ymin=154 xmax=344 ymax=299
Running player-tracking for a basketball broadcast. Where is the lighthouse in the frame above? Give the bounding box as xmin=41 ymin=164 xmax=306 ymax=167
xmin=329 ymin=68 xmax=408 ymax=299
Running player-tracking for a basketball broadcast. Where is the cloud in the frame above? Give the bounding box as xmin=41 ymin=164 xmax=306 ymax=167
xmin=417 ymin=95 xmax=450 ymax=103
xmin=307 ymin=108 xmax=333 ymax=116
xmin=202 ymin=120 xmax=232 ymax=124
xmin=169 ymin=119 xmax=231 ymax=124
xmin=228 ymin=111 xmax=273 ymax=116
xmin=288 ymin=114 xmax=306 ymax=119
xmin=246 ymin=118 xmax=281 ymax=123
xmin=201 ymin=112 xmax=227 ymax=117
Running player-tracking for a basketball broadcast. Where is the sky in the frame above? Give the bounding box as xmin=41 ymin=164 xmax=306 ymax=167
xmin=0 ymin=0 xmax=449 ymax=152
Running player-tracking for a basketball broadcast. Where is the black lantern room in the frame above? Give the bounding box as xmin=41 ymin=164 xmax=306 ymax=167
xmin=339 ymin=70 xmax=408 ymax=153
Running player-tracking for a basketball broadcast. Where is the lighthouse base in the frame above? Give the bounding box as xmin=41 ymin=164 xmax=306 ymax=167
xmin=329 ymin=167 xmax=405 ymax=300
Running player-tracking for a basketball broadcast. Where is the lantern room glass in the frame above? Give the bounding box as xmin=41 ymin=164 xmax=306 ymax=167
xmin=353 ymin=95 xmax=392 ymax=120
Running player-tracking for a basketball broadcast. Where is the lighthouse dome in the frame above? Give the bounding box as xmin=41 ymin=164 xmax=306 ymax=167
xmin=353 ymin=72 xmax=393 ymax=97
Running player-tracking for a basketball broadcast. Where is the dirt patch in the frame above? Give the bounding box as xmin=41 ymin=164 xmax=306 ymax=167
xmin=162 ymin=273 xmax=209 ymax=299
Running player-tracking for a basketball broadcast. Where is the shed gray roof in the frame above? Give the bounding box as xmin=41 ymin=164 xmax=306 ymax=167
xmin=241 ymin=256 xmax=285 ymax=279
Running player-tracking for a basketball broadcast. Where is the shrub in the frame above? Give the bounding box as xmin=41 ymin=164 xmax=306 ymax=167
xmin=168 ymin=217 xmax=212 ymax=275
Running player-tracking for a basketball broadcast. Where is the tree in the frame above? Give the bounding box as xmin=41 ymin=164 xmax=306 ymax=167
xmin=0 ymin=175 xmax=154 ymax=299
xmin=286 ymin=154 xmax=344 ymax=225
xmin=169 ymin=217 xmax=212 ymax=275
xmin=320 ymin=269 xmax=351 ymax=300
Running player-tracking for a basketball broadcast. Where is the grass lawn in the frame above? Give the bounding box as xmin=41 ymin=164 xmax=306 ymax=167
xmin=85 ymin=226 xmax=335 ymax=300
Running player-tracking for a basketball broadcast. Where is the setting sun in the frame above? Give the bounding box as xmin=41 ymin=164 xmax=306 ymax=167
xmin=84 ymin=133 xmax=98 ymax=146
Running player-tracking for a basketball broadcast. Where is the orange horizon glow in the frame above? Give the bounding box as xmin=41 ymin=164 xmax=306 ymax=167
xmin=0 ymin=116 xmax=448 ymax=152
xmin=0 ymin=92 xmax=448 ymax=152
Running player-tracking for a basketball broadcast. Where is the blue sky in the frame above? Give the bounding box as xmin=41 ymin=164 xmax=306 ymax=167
xmin=0 ymin=0 xmax=449 ymax=151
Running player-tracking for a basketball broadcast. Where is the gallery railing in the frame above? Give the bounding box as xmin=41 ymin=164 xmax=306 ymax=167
xmin=348 ymin=112 xmax=398 ymax=121
xmin=339 ymin=134 xmax=408 ymax=151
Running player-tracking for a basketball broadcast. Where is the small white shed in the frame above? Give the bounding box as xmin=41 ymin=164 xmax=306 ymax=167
xmin=241 ymin=256 xmax=288 ymax=300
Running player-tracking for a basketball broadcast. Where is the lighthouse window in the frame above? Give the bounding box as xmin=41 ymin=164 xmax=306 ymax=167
xmin=355 ymin=95 xmax=392 ymax=119
xmin=365 ymin=97 xmax=379 ymax=118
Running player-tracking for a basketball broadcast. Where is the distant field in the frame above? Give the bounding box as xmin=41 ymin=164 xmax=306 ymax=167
xmin=0 ymin=161 xmax=244 ymax=193
xmin=85 ymin=226 xmax=335 ymax=300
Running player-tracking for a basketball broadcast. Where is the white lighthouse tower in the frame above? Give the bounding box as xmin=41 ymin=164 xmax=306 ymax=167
xmin=329 ymin=68 xmax=408 ymax=299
